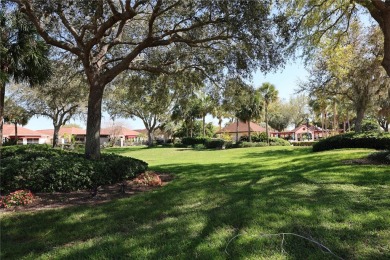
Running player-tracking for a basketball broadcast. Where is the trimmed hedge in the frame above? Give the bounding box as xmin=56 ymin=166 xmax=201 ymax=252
xmin=291 ymin=141 xmax=318 ymax=147
xmin=181 ymin=137 xmax=229 ymax=149
xmin=312 ymin=132 xmax=390 ymax=152
xmin=237 ymin=142 xmax=268 ymax=148
xmin=268 ymin=137 xmax=291 ymax=146
xmin=204 ymin=139 xmax=226 ymax=149
xmin=0 ymin=145 xmax=148 ymax=194
xmin=181 ymin=137 xmax=209 ymax=147
xmin=240 ymin=134 xmax=291 ymax=146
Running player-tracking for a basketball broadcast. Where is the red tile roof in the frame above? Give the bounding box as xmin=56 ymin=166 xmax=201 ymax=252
xmin=38 ymin=127 xmax=86 ymax=136
xmin=100 ymin=126 xmax=140 ymax=137
xmin=216 ymin=120 xmax=266 ymax=134
xmin=3 ymin=124 xmax=49 ymax=137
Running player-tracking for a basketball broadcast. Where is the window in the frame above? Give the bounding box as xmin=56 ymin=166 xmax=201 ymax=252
xmin=27 ymin=138 xmax=39 ymax=144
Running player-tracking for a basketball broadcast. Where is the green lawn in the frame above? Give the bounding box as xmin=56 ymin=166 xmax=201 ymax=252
xmin=1 ymin=146 xmax=389 ymax=259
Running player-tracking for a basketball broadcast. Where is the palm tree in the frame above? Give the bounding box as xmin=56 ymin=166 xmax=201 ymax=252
xmin=4 ymin=98 xmax=31 ymax=144
xmin=197 ymin=93 xmax=213 ymax=137
xmin=236 ymin=88 xmax=263 ymax=142
xmin=259 ymin=83 xmax=278 ymax=144
xmin=0 ymin=7 xmax=51 ymax=146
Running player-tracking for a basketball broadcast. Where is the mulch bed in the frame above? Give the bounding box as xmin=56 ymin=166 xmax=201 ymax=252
xmin=342 ymin=158 xmax=389 ymax=165
xmin=1 ymin=172 xmax=173 ymax=213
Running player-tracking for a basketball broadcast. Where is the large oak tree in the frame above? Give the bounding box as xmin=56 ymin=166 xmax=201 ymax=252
xmin=281 ymin=0 xmax=390 ymax=77
xmin=11 ymin=0 xmax=288 ymax=159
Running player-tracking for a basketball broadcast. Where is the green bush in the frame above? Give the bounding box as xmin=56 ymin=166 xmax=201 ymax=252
xmin=204 ymin=139 xmax=225 ymax=149
xmin=193 ymin=144 xmax=206 ymax=150
xmin=239 ymin=135 xmax=290 ymax=146
xmin=160 ymin=143 xmax=174 ymax=147
xmin=0 ymin=145 xmax=148 ymax=194
xmin=181 ymin=137 xmax=210 ymax=147
xmin=239 ymin=132 xmax=268 ymax=143
xmin=291 ymin=141 xmax=317 ymax=147
xmin=173 ymin=143 xmax=186 ymax=148
xmin=237 ymin=142 xmax=268 ymax=148
xmin=269 ymin=137 xmax=291 ymax=146
xmin=312 ymin=132 xmax=390 ymax=152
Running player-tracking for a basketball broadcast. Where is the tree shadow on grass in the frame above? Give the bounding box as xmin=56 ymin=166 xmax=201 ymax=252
xmin=2 ymin=151 xmax=389 ymax=259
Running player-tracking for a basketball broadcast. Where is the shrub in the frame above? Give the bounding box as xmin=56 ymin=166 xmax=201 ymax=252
xmin=220 ymin=133 xmax=232 ymax=142
xmin=173 ymin=143 xmax=186 ymax=148
xmin=0 ymin=190 xmax=34 ymax=208
xmin=312 ymin=132 xmax=390 ymax=152
xmin=239 ymin=135 xmax=290 ymax=146
xmin=291 ymin=141 xmax=317 ymax=147
xmin=204 ymin=139 xmax=225 ymax=149
xmin=133 ymin=172 xmax=162 ymax=186
xmin=237 ymin=142 xmax=268 ymax=148
xmin=0 ymin=145 xmax=148 ymax=193
xmin=269 ymin=137 xmax=291 ymax=146
xmin=181 ymin=137 xmax=210 ymax=147
xmin=193 ymin=144 xmax=206 ymax=150
xmin=160 ymin=143 xmax=174 ymax=147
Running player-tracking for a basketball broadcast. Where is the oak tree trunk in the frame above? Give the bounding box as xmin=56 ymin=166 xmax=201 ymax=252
xmin=202 ymin=114 xmax=206 ymax=137
xmin=147 ymin=128 xmax=153 ymax=147
xmin=85 ymin=84 xmax=104 ymax=160
xmin=52 ymin=125 xmax=61 ymax=148
xmin=0 ymin=82 xmax=5 ymax=147
xmin=236 ymin=118 xmax=239 ymax=143
xmin=247 ymin=120 xmax=251 ymax=142
xmin=380 ymin=13 xmax=390 ymax=77
xmin=354 ymin=107 xmax=365 ymax=133
xmin=14 ymin=122 xmax=18 ymax=144
xmin=265 ymin=106 xmax=269 ymax=145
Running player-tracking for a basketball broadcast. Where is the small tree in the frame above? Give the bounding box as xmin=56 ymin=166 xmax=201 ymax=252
xmin=105 ymin=73 xmax=178 ymax=146
xmin=4 ymin=98 xmax=31 ymax=144
xmin=267 ymin=100 xmax=291 ymax=132
xmin=236 ymin=87 xmax=263 ymax=142
xmin=259 ymin=82 xmax=278 ymax=144
xmin=19 ymin=60 xmax=87 ymax=147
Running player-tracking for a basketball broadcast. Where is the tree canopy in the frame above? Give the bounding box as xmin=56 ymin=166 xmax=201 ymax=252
xmin=10 ymin=0 xmax=290 ymax=159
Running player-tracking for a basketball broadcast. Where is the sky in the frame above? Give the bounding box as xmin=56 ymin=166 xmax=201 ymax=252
xmin=25 ymin=60 xmax=308 ymax=130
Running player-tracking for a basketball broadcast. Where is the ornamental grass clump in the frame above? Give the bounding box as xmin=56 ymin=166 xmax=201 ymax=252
xmin=0 ymin=190 xmax=34 ymax=208
xmin=133 ymin=172 xmax=162 ymax=187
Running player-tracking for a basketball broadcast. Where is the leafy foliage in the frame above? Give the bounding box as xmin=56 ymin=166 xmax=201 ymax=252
xmin=291 ymin=141 xmax=318 ymax=147
xmin=0 ymin=145 xmax=148 ymax=193
xmin=181 ymin=137 xmax=210 ymax=147
xmin=239 ymin=133 xmax=290 ymax=146
xmin=10 ymin=0 xmax=290 ymax=158
xmin=204 ymin=139 xmax=226 ymax=149
xmin=3 ymin=98 xmax=31 ymax=126
xmin=313 ymin=132 xmax=390 ymax=152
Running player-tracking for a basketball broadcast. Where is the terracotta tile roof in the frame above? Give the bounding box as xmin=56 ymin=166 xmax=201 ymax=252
xmin=100 ymin=126 xmax=140 ymax=137
xmin=289 ymin=125 xmax=327 ymax=133
xmin=3 ymin=124 xmax=49 ymax=137
xmin=133 ymin=129 xmax=148 ymax=135
xmin=38 ymin=127 xmax=86 ymax=136
xmin=216 ymin=120 xmax=266 ymax=134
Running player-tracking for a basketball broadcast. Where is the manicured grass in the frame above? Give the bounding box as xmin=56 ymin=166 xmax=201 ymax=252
xmin=1 ymin=146 xmax=389 ymax=259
